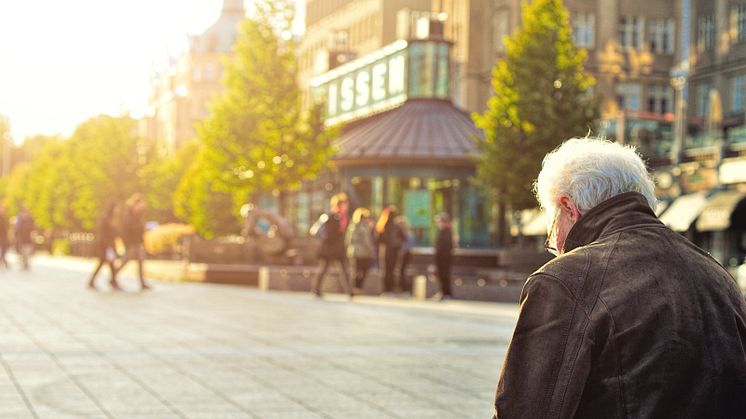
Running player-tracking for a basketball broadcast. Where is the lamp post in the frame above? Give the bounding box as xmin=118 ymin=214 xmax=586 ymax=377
xmin=670 ymin=67 xmax=688 ymax=166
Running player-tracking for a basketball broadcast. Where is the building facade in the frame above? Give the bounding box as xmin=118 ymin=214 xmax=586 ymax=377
xmin=141 ymin=0 xmax=245 ymax=155
xmin=436 ymin=0 xmax=680 ymax=128
xmin=657 ymin=0 xmax=746 ymax=273
xmin=299 ymin=0 xmax=432 ymax=106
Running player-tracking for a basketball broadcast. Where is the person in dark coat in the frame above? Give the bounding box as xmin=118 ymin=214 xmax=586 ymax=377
xmin=377 ymin=206 xmax=405 ymax=295
xmin=346 ymin=207 xmax=375 ymax=294
xmin=14 ymin=207 xmax=35 ymax=270
xmin=88 ymin=200 xmax=120 ymax=290
xmin=310 ymin=193 xmax=351 ymax=297
xmin=0 ymin=204 xmax=10 ymax=268
xmin=434 ymin=213 xmax=453 ymax=300
xmin=493 ymin=137 xmax=746 ymax=418
xmin=115 ymin=194 xmax=150 ymax=290
xmin=397 ymin=215 xmax=414 ymax=293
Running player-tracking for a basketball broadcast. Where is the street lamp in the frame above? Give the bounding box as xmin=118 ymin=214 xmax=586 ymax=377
xmin=670 ymin=66 xmax=688 ymax=166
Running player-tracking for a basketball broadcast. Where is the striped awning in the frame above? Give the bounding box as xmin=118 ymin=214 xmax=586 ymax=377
xmin=696 ymin=190 xmax=746 ymax=232
xmin=659 ymin=192 xmax=708 ymax=232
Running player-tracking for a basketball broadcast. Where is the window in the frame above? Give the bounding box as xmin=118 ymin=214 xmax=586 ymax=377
xmin=572 ymin=13 xmax=595 ymax=48
xmin=696 ymin=82 xmax=713 ymax=117
xmin=493 ymin=9 xmax=510 ymax=53
xmin=647 ymin=84 xmax=673 ymax=114
xmin=619 ymin=16 xmax=644 ymax=50
xmin=732 ymin=75 xmax=745 ymax=112
xmin=734 ymin=4 xmax=746 ymax=43
xmin=698 ymin=15 xmax=714 ymax=51
xmin=616 ymin=83 xmax=642 ymax=111
xmin=649 ymin=19 xmax=675 ymax=54
xmin=204 ymin=64 xmax=214 ymax=80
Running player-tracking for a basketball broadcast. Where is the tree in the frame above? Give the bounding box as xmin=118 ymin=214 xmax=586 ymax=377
xmin=141 ymin=139 xmax=200 ymax=222
xmin=197 ymin=0 xmax=335 ymax=220
xmin=23 ymin=139 xmax=81 ymax=231
xmin=3 ymin=162 xmax=30 ymax=215
xmin=0 ymin=115 xmax=11 ymax=177
xmin=472 ymin=0 xmax=598 ymax=245
xmin=173 ymin=149 xmax=240 ymax=238
xmin=67 ymin=115 xmax=144 ymax=229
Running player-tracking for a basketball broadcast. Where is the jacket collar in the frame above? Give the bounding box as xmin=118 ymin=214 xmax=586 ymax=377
xmin=562 ymin=192 xmax=661 ymax=253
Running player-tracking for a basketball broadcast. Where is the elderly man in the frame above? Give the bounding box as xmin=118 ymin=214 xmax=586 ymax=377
xmin=493 ymin=138 xmax=746 ymax=418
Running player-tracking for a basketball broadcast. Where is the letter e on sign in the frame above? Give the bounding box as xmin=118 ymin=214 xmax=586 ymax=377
xmin=371 ymin=63 xmax=387 ymax=101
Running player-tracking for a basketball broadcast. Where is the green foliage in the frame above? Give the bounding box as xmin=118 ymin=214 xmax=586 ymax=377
xmin=23 ymin=139 xmax=79 ymax=230
xmin=51 ymin=238 xmax=71 ymax=256
xmin=141 ymin=140 xmax=200 ymax=222
xmin=5 ymin=115 xmax=146 ymax=232
xmin=66 ymin=115 xmax=144 ymax=228
xmin=188 ymin=1 xmax=335 ymax=237
xmin=173 ymin=149 xmax=240 ymax=238
xmin=472 ymin=0 xmax=598 ymax=210
xmin=4 ymin=162 xmax=30 ymax=215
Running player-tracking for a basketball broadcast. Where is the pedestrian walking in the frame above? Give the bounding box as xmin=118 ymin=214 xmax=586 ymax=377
xmin=14 ymin=207 xmax=35 ymax=270
xmin=88 ymin=200 xmax=120 ymax=290
xmin=492 ymin=137 xmax=746 ymax=418
xmin=434 ymin=213 xmax=453 ymax=300
xmin=115 ymin=194 xmax=151 ymax=290
xmin=310 ymin=193 xmax=352 ymax=297
xmin=376 ymin=206 xmax=405 ymax=295
xmin=0 ymin=204 xmax=10 ymax=268
xmin=346 ymin=207 xmax=375 ymax=295
xmin=397 ymin=215 xmax=414 ymax=293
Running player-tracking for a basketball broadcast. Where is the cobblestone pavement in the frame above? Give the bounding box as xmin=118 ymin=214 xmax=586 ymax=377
xmin=0 ymin=255 xmax=520 ymax=418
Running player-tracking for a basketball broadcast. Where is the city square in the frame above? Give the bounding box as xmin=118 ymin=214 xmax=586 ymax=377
xmin=0 ymin=256 xmax=517 ymax=418
xmin=1 ymin=0 xmax=746 ymax=417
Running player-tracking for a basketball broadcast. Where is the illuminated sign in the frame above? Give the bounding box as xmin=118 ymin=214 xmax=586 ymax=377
xmin=310 ymin=40 xmax=451 ymax=126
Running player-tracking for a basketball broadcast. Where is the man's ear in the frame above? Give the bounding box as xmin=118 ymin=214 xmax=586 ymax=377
xmin=558 ymin=195 xmax=582 ymax=222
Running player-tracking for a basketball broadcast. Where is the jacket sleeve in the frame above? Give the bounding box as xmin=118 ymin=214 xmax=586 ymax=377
xmin=493 ymin=273 xmax=591 ymax=419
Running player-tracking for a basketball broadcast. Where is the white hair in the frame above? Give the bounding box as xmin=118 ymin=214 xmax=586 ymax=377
xmin=534 ymin=137 xmax=657 ymax=213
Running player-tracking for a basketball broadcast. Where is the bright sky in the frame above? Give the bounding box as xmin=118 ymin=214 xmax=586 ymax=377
xmin=0 ymin=0 xmax=304 ymax=143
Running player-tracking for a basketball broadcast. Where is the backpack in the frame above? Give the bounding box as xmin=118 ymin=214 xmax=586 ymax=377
xmin=309 ymin=214 xmax=329 ymax=240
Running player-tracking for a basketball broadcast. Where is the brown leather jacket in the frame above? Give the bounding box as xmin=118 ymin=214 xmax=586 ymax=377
xmin=493 ymin=192 xmax=746 ymax=418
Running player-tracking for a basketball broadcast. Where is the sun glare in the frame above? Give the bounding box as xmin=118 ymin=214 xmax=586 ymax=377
xmin=0 ymin=1 xmax=227 ymax=143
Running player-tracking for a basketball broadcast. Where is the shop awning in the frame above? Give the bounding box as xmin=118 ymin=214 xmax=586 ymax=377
xmin=659 ymin=192 xmax=708 ymax=232
xmin=695 ymin=190 xmax=746 ymax=232
xmin=655 ymin=200 xmax=669 ymax=216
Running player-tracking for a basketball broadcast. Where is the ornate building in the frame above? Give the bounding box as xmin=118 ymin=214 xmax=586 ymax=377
xmin=141 ymin=0 xmax=245 ymax=155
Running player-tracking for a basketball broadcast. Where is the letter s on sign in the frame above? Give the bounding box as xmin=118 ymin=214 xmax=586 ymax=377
xmin=340 ymin=77 xmax=354 ymax=111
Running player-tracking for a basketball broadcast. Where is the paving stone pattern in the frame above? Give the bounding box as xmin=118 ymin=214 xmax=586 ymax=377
xmin=0 ymin=256 xmax=519 ymax=418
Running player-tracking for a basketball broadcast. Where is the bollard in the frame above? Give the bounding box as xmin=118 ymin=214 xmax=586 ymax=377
xmin=258 ymin=266 xmax=270 ymax=291
xmin=413 ymin=275 xmax=427 ymax=300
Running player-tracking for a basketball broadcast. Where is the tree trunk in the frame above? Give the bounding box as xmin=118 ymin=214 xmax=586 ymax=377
xmin=277 ymin=189 xmax=286 ymax=218
xmin=496 ymin=200 xmax=507 ymax=248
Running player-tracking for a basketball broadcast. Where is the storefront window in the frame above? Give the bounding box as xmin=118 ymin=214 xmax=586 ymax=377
xmin=404 ymin=187 xmax=432 ymax=246
xmin=408 ymin=42 xmax=436 ymax=97
xmin=459 ymin=183 xmax=491 ymax=248
xmin=371 ymin=177 xmax=384 ymax=216
xmin=311 ymin=190 xmax=325 ymax=220
xmin=296 ymin=192 xmax=310 ymax=234
xmin=341 ymin=174 xmax=491 ymax=248
xmin=436 ymin=43 xmax=449 ymax=98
